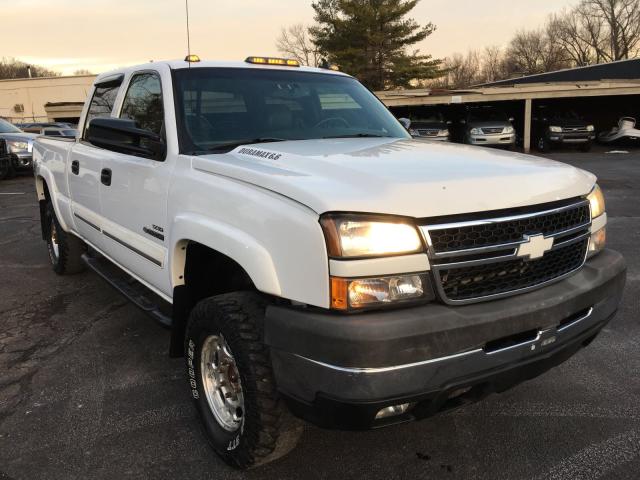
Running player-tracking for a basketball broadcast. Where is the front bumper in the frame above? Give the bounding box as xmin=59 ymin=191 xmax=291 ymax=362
xmin=265 ymin=249 xmax=626 ymax=429
xmin=468 ymin=133 xmax=515 ymax=145
xmin=548 ymin=132 xmax=596 ymax=144
xmin=10 ymin=152 xmax=33 ymax=171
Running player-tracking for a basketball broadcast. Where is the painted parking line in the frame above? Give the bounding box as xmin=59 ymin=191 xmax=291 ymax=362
xmin=0 ymin=192 xmax=25 ymax=195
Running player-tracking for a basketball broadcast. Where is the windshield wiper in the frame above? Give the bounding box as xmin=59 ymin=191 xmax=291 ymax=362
xmin=323 ymin=133 xmax=392 ymax=139
xmin=203 ymin=137 xmax=288 ymax=153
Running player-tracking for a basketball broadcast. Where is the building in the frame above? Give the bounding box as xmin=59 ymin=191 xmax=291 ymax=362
xmin=0 ymin=74 xmax=96 ymax=125
xmin=379 ymin=58 xmax=640 ymax=153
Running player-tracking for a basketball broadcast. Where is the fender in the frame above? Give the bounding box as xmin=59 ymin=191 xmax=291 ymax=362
xmin=169 ymin=213 xmax=282 ymax=297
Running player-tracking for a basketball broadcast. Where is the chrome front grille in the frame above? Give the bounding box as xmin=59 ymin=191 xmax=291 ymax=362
xmin=420 ymin=200 xmax=591 ymax=305
xmin=416 ymin=128 xmax=439 ymax=137
xmin=481 ymin=127 xmax=504 ymax=134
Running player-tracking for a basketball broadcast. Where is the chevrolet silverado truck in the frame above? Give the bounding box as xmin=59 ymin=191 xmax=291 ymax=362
xmin=33 ymin=56 xmax=626 ymax=469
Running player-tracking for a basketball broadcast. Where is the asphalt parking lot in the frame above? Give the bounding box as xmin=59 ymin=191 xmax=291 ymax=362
xmin=0 ymin=148 xmax=638 ymax=480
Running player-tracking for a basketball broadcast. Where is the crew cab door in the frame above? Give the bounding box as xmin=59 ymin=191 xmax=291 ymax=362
xmin=98 ymin=70 xmax=173 ymax=296
xmin=68 ymin=75 xmax=123 ymax=245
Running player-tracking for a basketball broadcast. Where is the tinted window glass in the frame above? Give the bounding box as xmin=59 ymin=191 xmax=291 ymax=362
xmin=84 ymin=79 xmax=122 ymax=136
xmin=120 ymin=73 xmax=164 ymax=135
xmin=173 ymin=68 xmax=409 ymax=154
xmin=0 ymin=118 xmax=22 ymax=134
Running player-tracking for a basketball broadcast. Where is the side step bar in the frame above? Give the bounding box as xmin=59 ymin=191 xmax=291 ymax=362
xmin=82 ymin=253 xmax=172 ymax=328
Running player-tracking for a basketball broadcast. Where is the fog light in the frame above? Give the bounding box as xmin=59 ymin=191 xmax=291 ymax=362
xmin=375 ymin=402 xmax=414 ymax=420
xmin=588 ymin=227 xmax=606 ymax=258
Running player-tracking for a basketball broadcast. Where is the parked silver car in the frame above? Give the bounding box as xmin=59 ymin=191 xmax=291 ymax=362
xmin=0 ymin=118 xmax=36 ymax=179
xmin=461 ymin=106 xmax=515 ymax=148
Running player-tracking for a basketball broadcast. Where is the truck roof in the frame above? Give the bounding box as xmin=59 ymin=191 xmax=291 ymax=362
xmin=95 ymin=59 xmax=350 ymax=83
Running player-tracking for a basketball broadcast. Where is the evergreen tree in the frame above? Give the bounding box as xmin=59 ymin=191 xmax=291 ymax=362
xmin=310 ymin=0 xmax=441 ymax=90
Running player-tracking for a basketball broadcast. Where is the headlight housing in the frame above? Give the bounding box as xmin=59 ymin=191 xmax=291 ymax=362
xmin=587 ymin=184 xmax=606 ymax=258
xmin=587 ymin=184 xmax=605 ymax=219
xmin=549 ymin=126 xmax=562 ymax=133
xmin=320 ymin=214 xmax=423 ymax=258
xmin=470 ymin=127 xmax=483 ymax=135
xmin=437 ymin=129 xmax=449 ymax=137
xmin=504 ymin=126 xmax=514 ymax=134
xmin=587 ymin=125 xmax=595 ymax=132
xmin=6 ymin=140 xmax=29 ymax=153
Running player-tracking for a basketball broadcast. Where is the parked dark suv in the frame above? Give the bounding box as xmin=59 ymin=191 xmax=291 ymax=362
xmin=533 ymin=107 xmax=595 ymax=152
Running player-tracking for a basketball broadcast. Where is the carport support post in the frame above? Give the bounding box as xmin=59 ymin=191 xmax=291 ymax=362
xmin=524 ymin=98 xmax=532 ymax=153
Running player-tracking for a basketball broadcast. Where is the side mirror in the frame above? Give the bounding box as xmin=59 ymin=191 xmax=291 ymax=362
xmin=446 ymin=120 xmax=453 ymax=125
xmin=460 ymin=119 xmax=467 ymax=125
xmin=398 ymin=117 xmax=411 ymax=130
xmin=509 ymin=117 xmax=515 ymax=123
xmin=86 ymin=117 xmax=166 ymax=161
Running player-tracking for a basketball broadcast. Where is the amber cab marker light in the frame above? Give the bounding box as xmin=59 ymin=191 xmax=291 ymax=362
xmin=330 ymin=277 xmax=349 ymax=310
xmin=184 ymin=54 xmax=201 ymax=63
xmin=245 ymin=56 xmax=300 ymax=67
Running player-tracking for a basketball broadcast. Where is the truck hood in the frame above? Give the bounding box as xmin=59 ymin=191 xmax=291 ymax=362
xmin=192 ymin=138 xmax=596 ymax=218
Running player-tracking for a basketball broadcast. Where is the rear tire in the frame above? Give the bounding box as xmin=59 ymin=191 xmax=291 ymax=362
xmin=45 ymin=201 xmax=86 ymax=274
xmin=185 ymin=292 xmax=302 ymax=469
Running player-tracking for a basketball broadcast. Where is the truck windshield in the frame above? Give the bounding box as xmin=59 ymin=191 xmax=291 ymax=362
xmin=0 ymin=118 xmax=22 ymax=134
xmin=173 ymin=68 xmax=410 ymax=154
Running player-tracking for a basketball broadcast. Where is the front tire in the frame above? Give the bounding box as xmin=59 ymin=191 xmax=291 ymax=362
xmin=537 ymin=136 xmax=550 ymax=152
xmin=185 ymin=292 xmax=302 ymax=469
xmin=44 ymin=201 xmax=86 ymax=274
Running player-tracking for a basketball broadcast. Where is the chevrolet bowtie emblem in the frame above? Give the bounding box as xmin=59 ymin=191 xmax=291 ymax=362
xmin=516 ymin=234 xmax=554 ymax=260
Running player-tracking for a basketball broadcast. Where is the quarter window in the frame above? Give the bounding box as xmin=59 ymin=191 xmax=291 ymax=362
xmin=120 ymin=72 xmax=164 ymax=135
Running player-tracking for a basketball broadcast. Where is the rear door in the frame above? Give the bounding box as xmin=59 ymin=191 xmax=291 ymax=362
xmin=68 ymin=75 xmax=123 ymax=246
xmin=98 ymin=70 xmax=173 ymax=296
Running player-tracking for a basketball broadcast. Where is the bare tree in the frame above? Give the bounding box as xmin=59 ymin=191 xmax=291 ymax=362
xmin=480 ymin=46 xmax=506 ymax=83
xmin=505 ymin=28 xmax=570 ymax=76
xmin=73 ymin=69 xmax=93 ymax=76
xmin=276 ymin=24 xmax=321 ymax=67
xmin=0 ymin=57 xmax=59 ymax=79
xmin=583 ymin=0 xmax=640 ymax=60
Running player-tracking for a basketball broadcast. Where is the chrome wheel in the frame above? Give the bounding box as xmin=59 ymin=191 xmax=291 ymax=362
xmin=200 ymin=334 xmax=244 ymax=432
xmin=49 ymin=220 xmax=60 ymax=260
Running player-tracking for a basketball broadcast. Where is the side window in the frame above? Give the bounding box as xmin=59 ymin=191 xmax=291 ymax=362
xmin=83 ymin=78 xmax=122 ymax=138
xmin=120 ymin=73 xmax=164 ymax=136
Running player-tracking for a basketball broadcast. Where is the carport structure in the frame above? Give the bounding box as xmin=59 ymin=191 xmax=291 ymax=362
xmin=377 ymin=58 xmax=640 ymax=153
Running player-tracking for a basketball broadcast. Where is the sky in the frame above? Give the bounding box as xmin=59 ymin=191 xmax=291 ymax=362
xmin=1 ymin=0 xmax=578 ymax=76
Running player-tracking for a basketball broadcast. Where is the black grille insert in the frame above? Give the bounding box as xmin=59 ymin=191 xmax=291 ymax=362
xmin=428 ymin=203 xmax=590 ymax=253
xmin=436 ymin=238 xmax=588 ymax=302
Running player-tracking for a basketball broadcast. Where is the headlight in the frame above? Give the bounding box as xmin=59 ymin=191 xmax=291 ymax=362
xmin=437 ymin=129 xmax=449 ymax=137
xmin=330 ymin=274 xmax=431 ymax=310
xmin=504 ymin=126 xmax=514 ymax=134
xmin=7 ymin=140 xmax=29 ymax=153
xmin=549 ymin=126 xmax=562 ymax=133
xmin=587 ymin=184 xmax=605 ymax=219
xmin=587 ymin=125 xmax=595 ymax=132
xmin=320 ymin=215 xmax=423 ymax=258
xmin=470 ymin=127 xmax=483 ymax=135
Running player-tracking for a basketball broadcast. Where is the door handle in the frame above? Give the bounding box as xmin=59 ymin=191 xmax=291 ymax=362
xmin=101 ymin=168 xmax=112 ymax=186
xmin=71 ymin=160 xmax=79 ymax=175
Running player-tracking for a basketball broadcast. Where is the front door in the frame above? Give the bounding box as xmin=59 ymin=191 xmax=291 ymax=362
xmin=98 ymin=71 xmax=173 ymax=297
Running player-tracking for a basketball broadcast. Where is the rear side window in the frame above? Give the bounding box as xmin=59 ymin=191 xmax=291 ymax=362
xmin=120 ymin=72 xmax=164 ymax=135
xmin=83 ymin=77 xmax=122 ymax=137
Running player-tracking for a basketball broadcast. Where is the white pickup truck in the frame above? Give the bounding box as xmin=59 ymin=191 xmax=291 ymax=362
xmin=33 ymin=56 xmax=626 ymax=469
